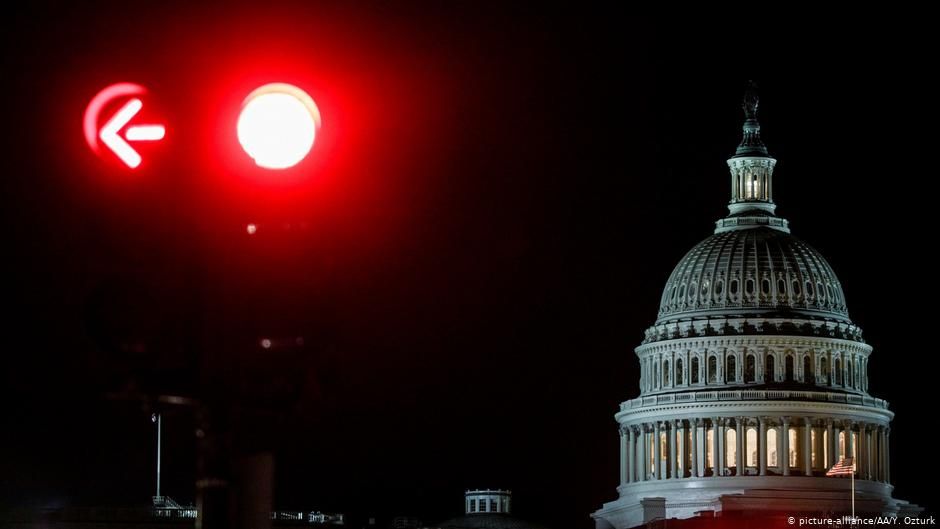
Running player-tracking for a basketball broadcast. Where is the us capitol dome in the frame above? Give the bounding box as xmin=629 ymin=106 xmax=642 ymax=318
xmin=592 ymin=84 xmax=922 ymax=528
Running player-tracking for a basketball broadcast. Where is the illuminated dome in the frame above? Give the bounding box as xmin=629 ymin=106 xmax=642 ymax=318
xmin=657 ymin=227 xmax=849 ymax=325
xmin=592 ymin=83 xmax=922 ymax=529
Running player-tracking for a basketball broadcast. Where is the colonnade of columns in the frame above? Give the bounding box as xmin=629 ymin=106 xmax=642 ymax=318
xmin=618 ymin=417 xmax=889 ymax=486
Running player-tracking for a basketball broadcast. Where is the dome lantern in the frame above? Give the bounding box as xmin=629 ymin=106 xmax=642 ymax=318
xmin=722 ymin=81 xmax=785 ymax=225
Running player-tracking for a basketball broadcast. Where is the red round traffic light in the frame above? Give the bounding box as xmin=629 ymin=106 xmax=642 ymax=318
xmin=236 ymin=83 xmax=321 ymax=170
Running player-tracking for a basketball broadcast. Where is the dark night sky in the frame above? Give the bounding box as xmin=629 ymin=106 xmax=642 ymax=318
xmin=1 ymin=6 xmax=936 ymax=528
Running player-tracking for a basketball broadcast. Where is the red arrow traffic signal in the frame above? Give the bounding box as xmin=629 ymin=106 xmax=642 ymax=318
xmin=84 ymin=83 xmax=166 ymax=169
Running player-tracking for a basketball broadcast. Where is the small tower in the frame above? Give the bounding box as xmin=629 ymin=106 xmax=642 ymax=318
xmin=465 ymin=489 xmax=511 ymax=515
xmin=727 ymin=81 xmax=776 ymax=212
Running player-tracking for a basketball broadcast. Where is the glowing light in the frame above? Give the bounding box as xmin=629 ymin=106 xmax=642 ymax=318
xmin=84 ymin=83 xmax=146 ymax=154
xmin=99 ymin=99 xmax=145 ymax=168
xmin=237 ymin=83 xmax=320 ymax=169
xmin=84 ymin=83 xmax=166 ymax=169
xmin=125 ymin=125 xmax=166 ymax=141
xmin=246 ymin=223 xmax=258 ymax=235
xmin=260 ymin=338 xmax=272 ymax=349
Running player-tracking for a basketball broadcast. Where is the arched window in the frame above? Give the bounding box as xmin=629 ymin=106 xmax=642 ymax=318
xmin=726 ymin=355 xmax=737 ymax=383
xmin=707 ymin=356 xmax=717 ymax=384
xmin=821 ymin=356 xmax=829 ymax=384
xmin=745 ymin=354 xmax=756 ymax=383
xmin=663 ymin=360 xmax=670 ymax=386
xmin=785 ymin=355 xmax=794 ymax=382
xmin=676 ymin=358 xmax=684 ymax=385
xmin=705 ymin=426 xmax=714 ymax=470
xmin=803 ymin=355 xmax=813 ymax=384
xmin=835 ymin=358 xmax=842 ymax=385
xmin=691 ymin=357 xmax=700 ymax=384
xmin=655 ymin=362 xmax=660 ymax=389
xmin=747 ymin=427 xmax=758 ymax=467
xmin=765 ymin=354 xmax=776 ymax=382
xmin=847 ymin=358 xmax=854 ymax=388
xmin=812 ymin=429 xmax=822 ymax=469
xmin=726 ymin=428 xmax=737 ymax=471
xmin=767 ymin=427 xmax=778 ymax=467
xmin=789 ymin=428 xmax=799 ymax=467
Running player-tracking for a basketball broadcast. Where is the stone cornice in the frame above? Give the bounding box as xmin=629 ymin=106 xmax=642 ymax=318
xmin=636 ymin=335 xmax=872 ymax=356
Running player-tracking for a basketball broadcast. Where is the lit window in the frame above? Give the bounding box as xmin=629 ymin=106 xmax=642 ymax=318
xmin=767 ymin=428 xmax=778 ymax=467
xmin=726 ymin=428 xmax=737 ymax=468
xmin=812 ymin=430 xmax=821 ymax=468
xmin=747 ymin=428 xmax=758 ymax=466
xmin=789 ymin=428 xmax=799 ymax=467
xmin=706 ymin=428 xmax=714 ymax=469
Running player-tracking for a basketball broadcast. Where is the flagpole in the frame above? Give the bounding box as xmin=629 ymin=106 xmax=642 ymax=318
xmin=851 ymin=460 xmax=855 ymax=522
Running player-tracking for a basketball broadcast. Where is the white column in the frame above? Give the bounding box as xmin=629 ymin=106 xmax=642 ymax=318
xmin=736 ymin=418 xmax=744 ymax=475
xmin=678 ymin=420 xmax=688 ymax=478
xmin=878 ymin=426 xmax=886 ymax=482
xmin=691 ymin=418 xmax=700 ymax=478
xmin=858 ymin=423 xmax=867 ymax=480
xmin=878 ymin=426 xmax=888 ymax=483
xmin=803 ymin=417 xmax=812 ymax=476
xmin=758 ymin=416 xmax=767 ymax=476
xmin=670 ymin=420 xmax=680 ymax=479
xmin=845 ymin=420 xmax=855 ymax=462
xmin=831 ymin=420 xmax=841 ymax=464
xmin=641 ymin=424 xmax=649 ymax=481
xmin=711 ymin=417 xmax=721 ymax=477
xmin=716 ymin=418 xmax=725 ymax=476
xmin=666 ymin=421 xmax=675 ymax=479
xmin=653 ymin=421 xmax=662 ymax=480
xmin=885 ymin=426 xmax=891 ymax=483
xmin=627 ymin=426 xmax=635 ymax=483
xmin=781 ymin=417 xmax=790 ymax=476
xmin=619 ymin=425 xmax=628 ymax=486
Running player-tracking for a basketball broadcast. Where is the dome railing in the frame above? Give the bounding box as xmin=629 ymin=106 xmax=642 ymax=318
xmin=621 ymin=389 xmax=888 ymax=411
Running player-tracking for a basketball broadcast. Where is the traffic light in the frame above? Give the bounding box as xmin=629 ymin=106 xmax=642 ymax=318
xmin=83 ymin=81 xmax=320 ymax=172
xmin=236 ymin=83 xmax=321 ymax=170
xmin=83 ymin=82 xmax=167 ymax=169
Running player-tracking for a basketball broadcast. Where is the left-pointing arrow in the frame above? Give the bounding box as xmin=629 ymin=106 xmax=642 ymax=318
xmin=99 ymin=98 xmax=165 ymax=169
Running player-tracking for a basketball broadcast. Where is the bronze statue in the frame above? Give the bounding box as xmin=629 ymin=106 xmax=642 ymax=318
xmin=743 ymin=80 xmax=759 ymax=119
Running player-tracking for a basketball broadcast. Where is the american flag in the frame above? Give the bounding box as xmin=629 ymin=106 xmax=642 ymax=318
xmin=826 ymin=457 xmax=855 ymax=476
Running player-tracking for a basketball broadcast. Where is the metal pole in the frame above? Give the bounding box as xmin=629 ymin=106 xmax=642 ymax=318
xmin=851 ymin=461 xmax=855 ymax=521
xmin=156 ymin=412 xmax=162 ymax=501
